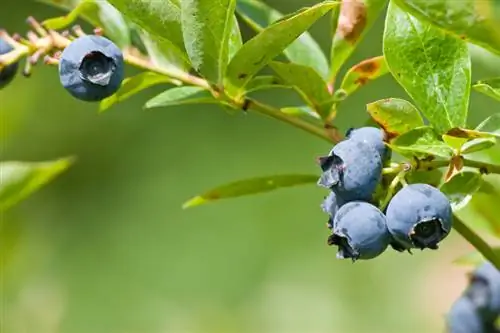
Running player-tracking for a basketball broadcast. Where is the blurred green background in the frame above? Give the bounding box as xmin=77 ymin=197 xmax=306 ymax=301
xmin=1 ymin=1 xmax=500 ymax=333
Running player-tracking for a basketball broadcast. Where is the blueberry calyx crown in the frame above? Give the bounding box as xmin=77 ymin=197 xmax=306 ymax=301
xmin=79 ymin=51 xmax=116 ymax=86
xmin=409 ymin=218 xmax=447 ymax=250
xmin=327 ymin=233 xmax=359 ymax=261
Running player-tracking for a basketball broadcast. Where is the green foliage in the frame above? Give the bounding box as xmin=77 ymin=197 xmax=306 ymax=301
xmin=0 ymin=158 xmax=73 ymax=212
xmin=269 ymin=61 xmax=333 ymax=120
xmin=180 ymin=0 xmax=238 ymax=83
xmin=392 ymin=0 xmax=500 ymax=56
xmin=183 ymin=174 xmax=318 ymax=208
xmin=223 ymin=1 xmax=337 ymax=99
xmin=144 ymin=86 xmax=217 ymax=109
xmin=473 ymin=78 xmax=500 ymax=102
xmin=383 ymin=1 xmax=471 ymax=134
xmin=389 ymin=127 xmax=453 ymax=158
xmin=366 ymin=98 xmax=423 ymax=137
xmin=100 ymin=72 xmax=176 ymax=112
xmin=440 ymin=171 xmax=483 ymax=211
xmin=236 ymin=0 xmax=329 ymax=78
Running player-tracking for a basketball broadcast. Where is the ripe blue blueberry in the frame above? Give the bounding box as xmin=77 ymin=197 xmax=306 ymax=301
xmin=321 ymin=192 xmax=345 ymax=229
xmin=467 ymin=262 xmax=500 ymax=321
xmin=58 ymin=35 xmax=124 ymax=102
xmin=446 ymin=296 xmax=484 ymax=333
xmin=346 ymin=126 xmax=389 ymax=161
xmin=0 ymin=37 xmax=19 ymax=89
xmin=328 ymin=201 xmax=391 ymax=261
xmin=385 ymin=183 xmax=452 ymax=250
xmin=317 ymin=140 xmax=382 ymax=202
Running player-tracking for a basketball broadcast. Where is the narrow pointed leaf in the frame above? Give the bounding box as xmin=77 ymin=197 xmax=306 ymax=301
xmin=440 ymin=171 xmax=483 ymax=211
xmin=389 ymin=126 xmax=453 ymax=158
xmin=329 ymin=0 xmax=387 ymax=81
xmin=446 ymin=114 xmax=500 ymax=139
xmin=236 ymin=0 xmax=329 ymax=79
xmin=269 ymin=61 xmax=333 ymax=120
xmin=383 ymin=2 xmax=471 ymax=133
xmin=0 ymin=158 xmax=74 ymax=212
xmin=100 ymin=72 xmax=176 ymax=112
xmin=245 ymin=76 xmax=289 ymax=93
xmin=224 ymin=1 xmax=337 ymax=99
xmin=107 ymin=0 xmax=188 ymax=61
xmin=473 ymin=78 xmax=500 ymax=102
xmin=180 ymin=0 xmax=236 ymax=83
xmin=340 ymin=56 xmax=389 ymax=96
xmin=281 ymin=106 xmax=321 ymax=119
xmin=367 ymin=98 xmax=424 ymax=139
xmin=183 ymin=174 xmax=318 ymax=208
xmin=229 ymin=16 xmax=243 ymax=60
xmin=461 ymin=138 xmax=497 ymax=155
xmin=144 ymin=86 xmax=216 ymax=109
xmin=392 ymin=0 xmax=500 ymax=56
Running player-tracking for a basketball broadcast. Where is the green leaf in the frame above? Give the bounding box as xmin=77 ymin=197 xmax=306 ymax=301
xmin=225 ymin=1 xmax=337 ymax=99
xmin=180 ymin=0 xmax=236 ymax=83
xmin=245 ymin=76 xmax=290 ymax=93
xmin=461 ymin=138 xmax=497 ymax=155
xmin=281 ymin=106 xmax=321 ymax=119
xmin=383 ymin=1 xmax=471 ymax=133
xmin=228 ymin=16 xmax=243 ymax=60
xmin=442 ymin=134 xmax=468 ymax=151
xmin=42 ymin=0 xmax=131 ymax=47
xmin=329 ymin=0 xmax=387 ymax=81
xmin=0 ymin=158 xmax=74 ymax=212
xmin=392 ymin=0 xmax=500 ymax=56
xmin=100 ymin=72 xmax=176 ymax=112
xmin=440 ymin=171 xmax=483 ymax=211
xmin=107 ymin=0 xmax=188 ymax=60
xmin=235 ymin=0 xmax=329 ymax=79
xmin=476 ymin=114 xmax=500 ymax=137
xmin=269 ymin=61 xmax=333 ymax=120
xmin=139 ymin=30 xmax=191 ymax=75
xmin=183 ymin=174 xmax=318 ymax=208
xmin=366 ymin=98 xmax=424 ymax=138
xmin=473 ymin=78 xmax=500 ymax=102
xmin=144 ymin=86 xmax=217 ymax=109
xmin=389 ymin=126 xmax=453 ymax=158
xmin=340 ymin=56 xmax=389 ymax=96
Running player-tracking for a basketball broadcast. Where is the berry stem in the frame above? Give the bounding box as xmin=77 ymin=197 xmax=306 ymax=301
xmin=382 ymin=158 xmax=500 ymax=176
xmin=453 ymin=215 xmax=500 ymax=270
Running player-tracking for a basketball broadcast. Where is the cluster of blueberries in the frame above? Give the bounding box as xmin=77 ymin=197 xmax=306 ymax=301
xmin=0 ymin=34 xmax=124 ymax=101
xmin=317 ymin=127 xmax=453 ymax=261
xmin=447 ymin=262 xmax=500 ymax=333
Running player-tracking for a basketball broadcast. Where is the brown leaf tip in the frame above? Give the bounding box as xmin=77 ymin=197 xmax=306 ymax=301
xmin=336 ymin=0 xmax=367 ymax=43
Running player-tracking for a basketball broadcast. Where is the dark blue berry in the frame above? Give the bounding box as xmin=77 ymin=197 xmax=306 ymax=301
xmin=0 ymin=37 xmax=18 ymax=89
xmin=385 ymin=184 xmax=452 ymax=250
xmin=328 ymin=201 xmax=391 ymax=261
xmin=447 ymin=296 xmax=484 ymax=333
xmin=318 ymin=140 xmax=382 ymax=202
xmin=59 ymin=35 xmax=124 ymax=102
xmin=346 ymin=126 xmax=389 ymax=161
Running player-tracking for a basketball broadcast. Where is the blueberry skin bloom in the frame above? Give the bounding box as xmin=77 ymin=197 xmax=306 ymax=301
xmin=317 ymin=140 xmax=382 ymax=202
xmin=59 ymin=35 xmax=124 ymax=102
xmin=321 ymin=192 xmax=345 ymax=229
xmin=346 ymin=126 xmax=389 ymax=161
xmin=0 ymin=37 xmax=19 ymax=89
xmin=385 ymin=183 xmax=452 ymax=250
xmin=328 ymin=201 xmax=391 ymax=261
xmin=446 ymin=297 xmax=484 ymax=333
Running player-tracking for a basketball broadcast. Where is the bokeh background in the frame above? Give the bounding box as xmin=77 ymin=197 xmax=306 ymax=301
xmin=1 ymin=1 xmax=500 ymax=333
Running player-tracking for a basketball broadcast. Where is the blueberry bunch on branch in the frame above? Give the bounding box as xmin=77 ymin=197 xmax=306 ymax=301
xmin=447 ymin=262 xmax=500 ymax=333
xmin=318 ymin=126 xmax=453 ymax=261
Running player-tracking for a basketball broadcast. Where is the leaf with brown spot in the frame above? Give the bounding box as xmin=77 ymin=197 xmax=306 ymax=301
xmin=182 ymin=174 xmax=318 ymax=208
xmin=329 ymin=0 xmax=387 ymax=82
xmin=340 ymin=56 xmax=389 ymax=96
xmin=366 ymin=98 xmax=424 ymax=139
xmin=444 ymin=156 xmax=464 ymax=183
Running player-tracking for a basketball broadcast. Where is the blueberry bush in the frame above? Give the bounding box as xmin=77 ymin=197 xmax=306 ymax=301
xmin=2 ymin=0 xmax=500 ymax=331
